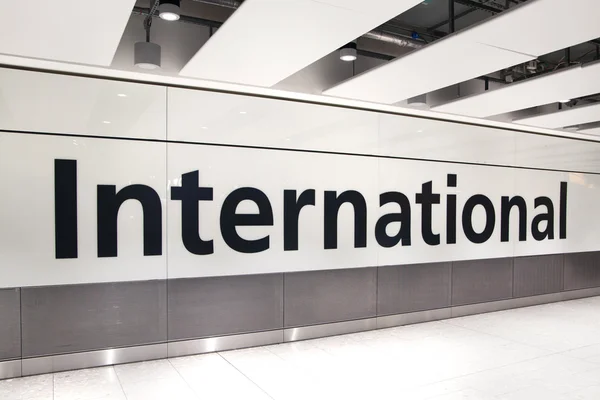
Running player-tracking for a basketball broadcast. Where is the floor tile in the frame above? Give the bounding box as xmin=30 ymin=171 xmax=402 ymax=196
xmin=54 ymin=367 xmax=125 ymax=400
xmin=0 ymin=374 xmax=53 ymax=400
xmin=120 ymin=376 xmax=197 ymax=400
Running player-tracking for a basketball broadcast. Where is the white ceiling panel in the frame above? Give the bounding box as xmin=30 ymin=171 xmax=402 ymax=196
xmin=579 ymin=127 xmax=600 ymax=136
xmin=0 ymin=0 xmax=136 ymax=65
xmin=323 ymin=35 xmax=533 ymax=103
xmin=179 ymin=0 xmax=423 ymax=87
xmin=322 ymin=0 xmax=600 ymax=105
xmin=467 ymin=0 xmax=600 ymax=56
xmin=513 ymin=102 xmax=600 ymax=129
xmin=431 ymin=62 xmax=600 ymax=118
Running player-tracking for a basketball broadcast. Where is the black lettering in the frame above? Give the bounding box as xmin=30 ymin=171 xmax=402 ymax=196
xmin=283 ymin=189 xmax=316 ymax=251
xmin=220 ymin=188 xmax=273 ymax=253
xmin=54 ymin=159 xmax=78 ymax=259
xmin=532 ymin=196 xmax=554 ymax=240
xmin=171 ymin=171 xmax=214 ymax=255
xmin=97 ymin=185 xmax=162 ymax=257
xmin=462 ymin=195 xmax=495 ymax=244
xmin=500 ymin=196 xmax=527 ymax=242
xmin=446 ymin=174 xmax=457 ymax=244
xmin=560 ymin=182 xmax=567 ymax=239
xmin=375 ymin=192 xmax=411 ymax=247
xmin=415 ymin=181 xmax=441 ymax=245
xmin=324 ymin=190 xmax=367 ymax=249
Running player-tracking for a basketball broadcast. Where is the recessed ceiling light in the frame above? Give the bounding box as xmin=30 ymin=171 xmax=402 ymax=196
xmin=159 ymin=0 xmax=180 ymax=21
xmin=201 ymin=126 xmax=208 ymax=130
xmin=102 ymin=121 xmax=111 ymax=124
xmin=117 ymin=93 xmax=127 ymax=97
xmin=559 ymin=99 xmax=571 ymax=103
xmin=239 ymin=111 xmax=247 ymax=114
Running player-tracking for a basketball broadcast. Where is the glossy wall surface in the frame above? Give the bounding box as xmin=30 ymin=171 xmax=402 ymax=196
xmin=1 ymin=67 xmax=600 ymax=376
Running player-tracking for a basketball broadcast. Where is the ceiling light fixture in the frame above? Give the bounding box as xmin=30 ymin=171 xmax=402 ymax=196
xmin=340 ymin=42 xmax=357 ymax=62
xmin=117 ymin=93 xmax=127 ymax=97
xmin=407 ymin=94 xmax=429 ymax=108
xmin=159 ymin=0 xmax=181 ymax=21
xmin=559 ymin=99 xmax=571 ymax=104
xmin=135 ymin=2 xmax=162 ymax=70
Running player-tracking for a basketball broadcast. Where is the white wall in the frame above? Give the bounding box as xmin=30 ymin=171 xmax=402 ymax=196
xmin=1 ymin=67 xmax=600 ymax=288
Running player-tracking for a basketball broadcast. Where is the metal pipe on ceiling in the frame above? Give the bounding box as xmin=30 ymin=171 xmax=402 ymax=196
xmin=190 ymin=0 xmax=241 ymax=8
xmin=363 ymin=31 xmax=423 ymax=49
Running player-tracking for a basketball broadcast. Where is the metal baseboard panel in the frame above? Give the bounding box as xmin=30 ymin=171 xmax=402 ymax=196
xmin=0 ymin=360 xmax=21 ymax=380
xmin=284 ymin=318 xmax=377 ymax=342
xmin=21 ymin=343 xmax=167 ymax=376
xmin=168 ymin=330 xmax=283 ymax=358
xmin=377 ymin=308 xmax=452 ymax=330
xmin=8 ymin=289 xmax=600 ymax=379
xmin=451 ymin=288 xmax=600 ymax=318
xmin=561 ymin=287 xmax=600 ymax=301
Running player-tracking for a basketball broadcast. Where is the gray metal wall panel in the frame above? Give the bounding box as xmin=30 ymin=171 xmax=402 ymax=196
xmin=168 ymin=274 xmax=283 ymax=341
xmin=377 ymin=262 xmax=451 ymax=316
xmin=451 ymin=258 xmax=513 ymax=306
xmin=513 ymin=254 xmax=563 ymax=297
xmin=564 ymin=251 xmax=600 ymax=290
xmin=21 ymin=280 xmax=167 ymax=357
xmin=284 ymin=268 xmax=377 ymax=327
xmin=0 ymin=288 xmax=20 ymax=360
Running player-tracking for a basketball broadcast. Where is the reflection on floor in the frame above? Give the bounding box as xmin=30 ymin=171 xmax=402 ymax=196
xmin=3 ymin=296 xmax=600 ymax=400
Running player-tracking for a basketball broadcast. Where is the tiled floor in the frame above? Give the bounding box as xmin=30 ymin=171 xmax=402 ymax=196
xmin=3 ymin=296 xmax=600 ymax=400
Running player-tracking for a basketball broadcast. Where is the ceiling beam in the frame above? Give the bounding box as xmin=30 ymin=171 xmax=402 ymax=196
xmin=454 ymin=0 xmax=503 ymax=13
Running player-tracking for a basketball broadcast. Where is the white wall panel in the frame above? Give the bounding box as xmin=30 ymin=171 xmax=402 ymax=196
xmin=377 ymin=111 xmax=518 ymax=167
xmin=0 ymin=0 xmax=135 ymax=65
xmin=0 ymin=69 xmax=166 ymax=140
xmin=513 ymin=170 xmax=600 ymax=257
xmin=167 ymin=87 xmax=380 ymax=155
xmin=0 ymin=133 xmax=167 ymax=287
xmin=167 ymin=144 xmax=380 ymax=278
xmin=514 ymin=103 xmax=600 ymax=129
xmin=179 ymin=0 xmax=423 ymax=86
xmin=515 ymin=134 xmax=600 ymax=173
xmin=432 ymin=62 xmax=600 ymax=118
xmin=377 ymin=159 xmax=518 ymax=266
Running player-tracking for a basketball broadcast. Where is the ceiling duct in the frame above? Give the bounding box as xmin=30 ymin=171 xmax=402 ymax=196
xmin=363 ymin=30 xmax=423 ymax=49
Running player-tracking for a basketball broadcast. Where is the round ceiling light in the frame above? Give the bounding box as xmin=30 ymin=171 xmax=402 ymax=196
xmin=407 ymin=94 xmax=429 ymax=108
xmin=340 ymin=42 xmax=357 ymax=62
xmin=134 ymin=41 xmax=161 ymax=70
xmin=159 ymin=0 xmax=181 ymax=21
